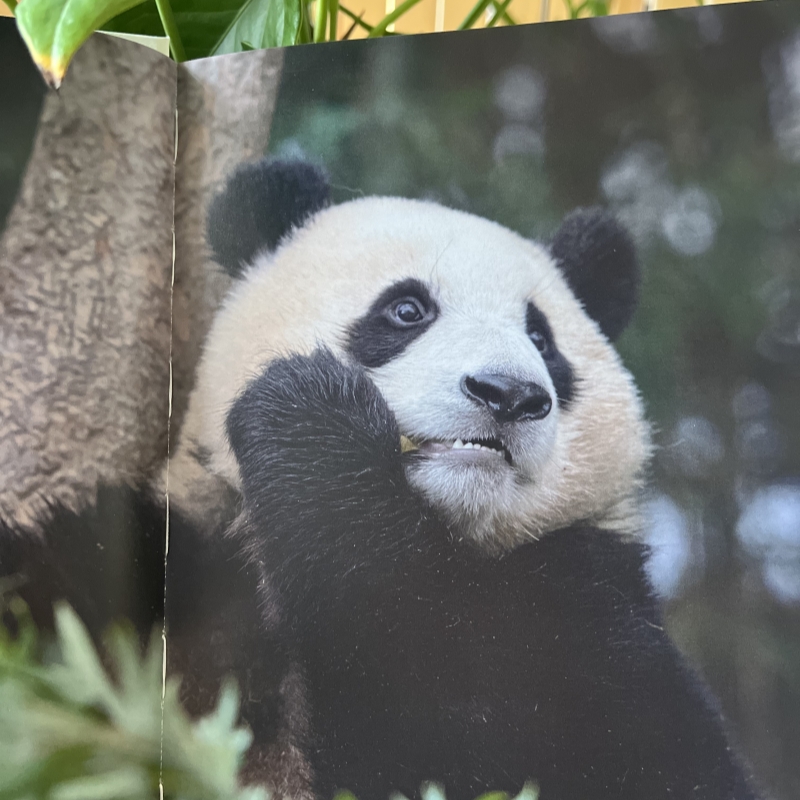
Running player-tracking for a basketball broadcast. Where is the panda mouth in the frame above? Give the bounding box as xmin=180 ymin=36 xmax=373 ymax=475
xmin=401 ymin=435 xmax=513 ymax=466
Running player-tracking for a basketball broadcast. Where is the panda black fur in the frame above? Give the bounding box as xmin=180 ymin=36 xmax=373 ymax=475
xmin=226 ymin=348 xmax=756 ymax=800
xmin=1 ymin=158 xmax=760 ymax=800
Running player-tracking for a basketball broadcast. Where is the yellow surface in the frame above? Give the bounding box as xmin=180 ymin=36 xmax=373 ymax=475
xmin=332 ymin=0 xmax=756 ymax=36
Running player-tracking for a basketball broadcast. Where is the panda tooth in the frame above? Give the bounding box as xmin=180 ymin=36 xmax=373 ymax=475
xmin=450 ymin=439 xmax=507 ymax=455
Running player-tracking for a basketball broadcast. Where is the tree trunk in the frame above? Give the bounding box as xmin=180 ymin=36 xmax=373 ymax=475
xmin=171 ymin=49 xmax=284 ymax=431
xmin=0 ymin=34 xmax=176 ymax=526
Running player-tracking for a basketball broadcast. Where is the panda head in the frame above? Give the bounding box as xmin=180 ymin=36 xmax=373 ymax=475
xmin=196 ymin=158 xmax=651 ymax=548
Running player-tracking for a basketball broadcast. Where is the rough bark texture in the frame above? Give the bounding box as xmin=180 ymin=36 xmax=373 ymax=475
xmin=0 ymin=35 xmax=176 ymax=526
xmin=163 ymin=49 xmax=285 ymax=524
xmin=171 ymin=49 xmax=284 ymax=433
xmin=165 ymin=49 xmax=314 ymax=800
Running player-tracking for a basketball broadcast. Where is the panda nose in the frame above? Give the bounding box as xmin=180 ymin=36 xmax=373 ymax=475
xmin=461 ymin=373 xmax=552 ymax=423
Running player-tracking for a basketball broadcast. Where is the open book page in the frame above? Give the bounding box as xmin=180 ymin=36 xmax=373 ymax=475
xmin=164 ymin=4 xmax=799 ymax=799
xmin=0 ymin=20 xmax=176 ymax=787
xmin=1 ymin=2 xmax=799 ymax=798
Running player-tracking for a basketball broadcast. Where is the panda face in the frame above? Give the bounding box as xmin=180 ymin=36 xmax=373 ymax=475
xmin=344 ymin=250 xmax=570 ymax=545
xmin=195 ymin=195 xmax=650 ymax=548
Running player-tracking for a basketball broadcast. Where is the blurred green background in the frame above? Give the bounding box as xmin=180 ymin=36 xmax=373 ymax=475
xmin=267 ymin=5 xmax=800 ymax=798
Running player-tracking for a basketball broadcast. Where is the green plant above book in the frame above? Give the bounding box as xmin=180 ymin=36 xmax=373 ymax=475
xmin=7 ymin=0 xmax=614 ymax=89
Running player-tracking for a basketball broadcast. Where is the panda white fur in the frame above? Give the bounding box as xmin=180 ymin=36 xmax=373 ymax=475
xmin=1 ymin=158 xmax=759 ymax=800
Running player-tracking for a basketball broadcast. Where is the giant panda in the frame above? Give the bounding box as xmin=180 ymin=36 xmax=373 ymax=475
xmin=0 ymin=158 xmax=760 ymax=800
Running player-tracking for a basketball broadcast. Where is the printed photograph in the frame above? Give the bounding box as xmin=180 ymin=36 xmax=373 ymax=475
xmin=0 ymin=21 xmax=177 ymax=794
xmin=2 ymin=3 xmax=800 ymax=799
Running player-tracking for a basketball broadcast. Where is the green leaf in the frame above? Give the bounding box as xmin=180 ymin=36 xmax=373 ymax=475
xmin=212 ymin=0 xmax=302 ymax=54
xmin=107 ymin=0 xmax=301 ymax=57
xmin=0 ymin=598 xmax=264 ymax=800
xmin=48 ymin=767 xmax=148 ymax=800
xmin=333 ymin=792 xmax=360 ymax=800
xmin=48 ymin=604 xmax=120 ymax=714
xmin=103 ymin=1 xmax=243 ymax=60
xmin=14 ymin=0 xmax=147 ymax=87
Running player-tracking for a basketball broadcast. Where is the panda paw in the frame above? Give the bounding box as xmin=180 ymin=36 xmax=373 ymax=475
xmin=226 ymin=349 xmax=403 ymax=507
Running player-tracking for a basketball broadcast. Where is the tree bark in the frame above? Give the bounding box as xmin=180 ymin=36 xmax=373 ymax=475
xmin=0 ymin=34 xmax=176 ymax=526
xmin=171 ymin=49 xmax=284 ymax=432
xmin=163 ymin=49 xmax=285 ymax=524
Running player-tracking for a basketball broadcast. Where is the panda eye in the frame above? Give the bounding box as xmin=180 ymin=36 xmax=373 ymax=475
xmin=529 ymin=329 xmax=550 ymax=355
xmin=387 ymin=297 xmax=427 ymax=327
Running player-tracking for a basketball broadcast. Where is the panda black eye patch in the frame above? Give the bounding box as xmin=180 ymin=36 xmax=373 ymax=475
xmin=526 ymin=301 xmax=576 ymax=408
xmin=347 ymin=278 xmax=438 ymax=369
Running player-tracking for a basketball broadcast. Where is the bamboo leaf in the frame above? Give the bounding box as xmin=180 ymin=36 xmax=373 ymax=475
xmin=15 ymin=0 xmax=147 ymax=88
xmin=457 ymin=0 xmax=493 ymax=30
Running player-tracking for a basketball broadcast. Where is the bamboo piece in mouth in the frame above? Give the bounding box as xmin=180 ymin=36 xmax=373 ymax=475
xmin=400 ymin=435 xmax=419 ymax=453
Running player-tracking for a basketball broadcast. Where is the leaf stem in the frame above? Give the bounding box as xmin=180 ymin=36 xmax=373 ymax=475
xmin=155 ymin=0 xmax=186 ymax=61
xmin=458 ymin=0 xmax=493 ymax=30
xmin=487 ymin=0 xmax=513 ymax=26
xmin=330 ymin=0 xmax=339 ymax=39
xmin=4 ymin=0 xmax=16 ymax=11
xmin=492 ymin=0 xmax=516 ymax=24
xmin=339 ymin=5 xmax=369 ymax=31
xmin=368 ymin=0 xmax=424 ymax=37
xmin=339 ymin=5 xmax=375 ymax=32
xmin=314 ymin=0 xmax=329 ymax=42
xmin=298 ymin=2 xmax=314 ymax=44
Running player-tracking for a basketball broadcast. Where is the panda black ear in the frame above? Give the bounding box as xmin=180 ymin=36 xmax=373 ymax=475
xmin=550 ymin=207 xmax=640 ymax=341
xmin=207 ymin=157 xmax=331 ymax=278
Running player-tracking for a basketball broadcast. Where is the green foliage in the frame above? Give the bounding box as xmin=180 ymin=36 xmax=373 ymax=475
xmin=213 ymin=0 xmax=302 ymax=52
xmin=10 ymin=0 xmax=647 ymax=87
xmin=561 ymin=0 xmax=610 ymax=19
xmin=0 ymin=596 xmax=265 ymax=800
xmin=332 ymin=782 xmax=540 ymax=800
xmin=13 ymin=0 xmax=145 ymax=86
xmin=415 ymin=785 xmax=539 ymax=800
